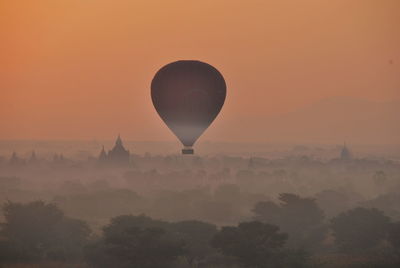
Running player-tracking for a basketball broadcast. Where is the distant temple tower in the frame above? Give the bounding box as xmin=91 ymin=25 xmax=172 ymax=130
xmin=9 ymin=152 xmax=20 ymax=166
xmin=29 ymin=151 xmax=38 ymax=164
xmin=98 ymin=135 xmax=130 ymax=166
xmin=98 ymin=146 xmax=107 ymax=164
xmin=340 ymin=142 xmax=352 ymax=160
xmin=248 ymin=157 xmax=255 ymax=169
xmin=9 ymin=152 xmax=25 ymax=166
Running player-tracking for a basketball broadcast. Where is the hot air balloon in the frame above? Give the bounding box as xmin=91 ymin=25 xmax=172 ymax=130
xmin=151 ymin=60 xmax=226 ymax=154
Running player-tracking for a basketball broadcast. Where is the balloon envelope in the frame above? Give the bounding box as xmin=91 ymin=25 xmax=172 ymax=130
xmin=151 ymin=60 xmax=226 ymax=151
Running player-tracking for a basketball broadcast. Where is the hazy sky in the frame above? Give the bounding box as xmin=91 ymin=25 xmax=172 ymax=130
xmin=1 ymin=0 xmax=399 ymax=142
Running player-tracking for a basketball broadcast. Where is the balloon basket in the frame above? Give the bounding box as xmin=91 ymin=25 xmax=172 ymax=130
xmin=182 ymin=147 xmax=194 ymax=155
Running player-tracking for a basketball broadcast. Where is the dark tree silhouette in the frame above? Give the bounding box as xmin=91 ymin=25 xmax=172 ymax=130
xmin=252 ymin=193 xmax=326 ymax=250
xmin=85 ymin=215 xmax=185 ymax=268
xmin=171 ymin=220 xmax=218 ymax=265
xmin=388 ymin=222 xmax=400 ymax=250
xmin=211 ymin=221 xmax=290 ymax=268
xmin=0 ymin=201 xmax=90 ymax=261
xmin=331 ymin=207 xmax=390 ymax=252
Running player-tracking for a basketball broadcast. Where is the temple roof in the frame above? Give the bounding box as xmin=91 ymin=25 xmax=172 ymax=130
xmin=109 ymin=135 xmax=129 ymax=154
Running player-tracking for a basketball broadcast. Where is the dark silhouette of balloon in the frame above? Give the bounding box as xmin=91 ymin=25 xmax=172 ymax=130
xmin=151 ymin=60 xmax=226 ymax=154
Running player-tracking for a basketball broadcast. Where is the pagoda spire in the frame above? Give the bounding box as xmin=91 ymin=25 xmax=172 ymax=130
xmin=116 ymin=134 xmax=122 ymax=146
xmin=29 ymin=151 xmax=37 ymax=162
xmin=98 ymin=145 xmax=107 ymax=163
xmin=340 ymin=142 xmax=352 ymax=160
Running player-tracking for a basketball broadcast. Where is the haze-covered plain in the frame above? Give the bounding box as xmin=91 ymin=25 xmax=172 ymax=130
xmin=1 ymin=139 xmax=400 ymax=267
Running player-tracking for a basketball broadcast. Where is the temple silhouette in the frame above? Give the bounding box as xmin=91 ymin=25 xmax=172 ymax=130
xmin=340 ymin=142 xmax=352 ymax=161
xmin=98 ymin=135 xmax=130 ymax=166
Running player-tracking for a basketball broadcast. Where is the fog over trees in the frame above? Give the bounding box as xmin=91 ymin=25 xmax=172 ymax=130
xmin=1 ymin=140 xmax=400 ymax=267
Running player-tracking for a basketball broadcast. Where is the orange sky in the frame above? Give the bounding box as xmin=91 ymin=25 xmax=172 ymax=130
xmin=1 ymin=0 xmax=399 ymax=143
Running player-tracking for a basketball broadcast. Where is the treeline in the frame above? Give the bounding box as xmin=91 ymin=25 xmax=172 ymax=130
xmin=1 ymin=195 xmax=400 ymax=268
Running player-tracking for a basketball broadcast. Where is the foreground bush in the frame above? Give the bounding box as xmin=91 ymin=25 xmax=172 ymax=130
xmin=85 ymin=215 xmax=185 ymax=268
xmin=0 ymin=201 xmax=91 ymax=263
xmin=331 ymin=207 xmax=390 ymax=252
xmin=211 ymin=221 xmax=308 ymax=268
